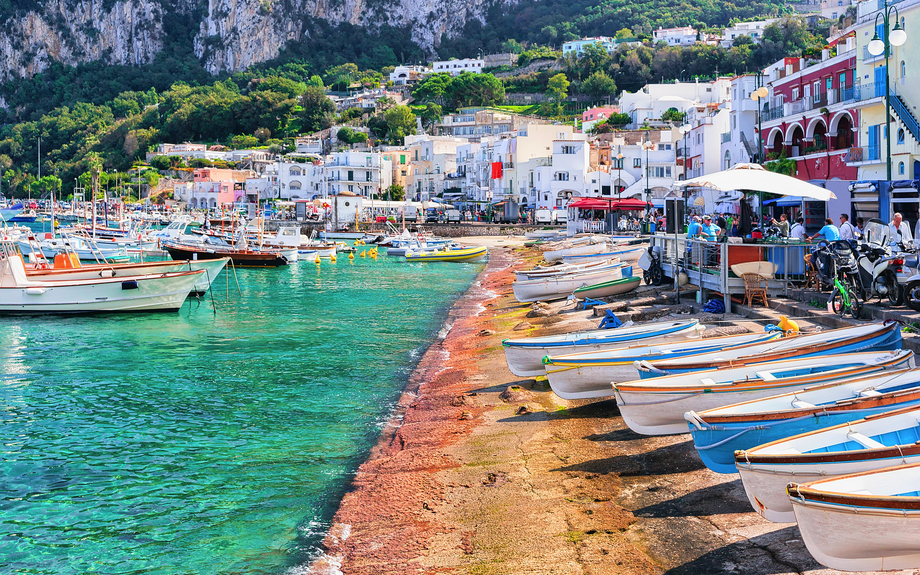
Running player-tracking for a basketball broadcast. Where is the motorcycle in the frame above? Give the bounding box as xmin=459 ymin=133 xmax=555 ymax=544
xmin=850 ymin=219 xmax=903 ymax=305
xmin=638 ymin=244 xmax=664 ymax=286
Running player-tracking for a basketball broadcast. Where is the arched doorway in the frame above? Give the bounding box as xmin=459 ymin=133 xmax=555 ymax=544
xmin=788 ymin=125 xmax=805 ymax=157
xmin=767 ymin=129 xmax=783 ymax=158
xmin=808 ymin=118 xmax=828 ymax=152
xmin=834 ymin=114 xmax=853 ymax=150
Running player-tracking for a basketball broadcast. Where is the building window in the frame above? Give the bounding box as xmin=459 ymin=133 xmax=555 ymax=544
xmin=612 ymin=158 xmax=624 ymax=169
xmin=902 ymin=60 xmax=907 ymax=78
xmin=633 ymin=158 xmax=642 ymax=168
xmin=899 ymin=128 xmax=906 ymax=144
xmin=900 ymin=161 xmax=906 ymax=175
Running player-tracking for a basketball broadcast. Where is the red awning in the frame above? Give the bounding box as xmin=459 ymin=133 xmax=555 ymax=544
xmin=567 ymin=198 xmax=651 ymax=211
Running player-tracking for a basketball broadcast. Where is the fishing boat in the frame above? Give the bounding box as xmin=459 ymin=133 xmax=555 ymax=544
xmin=24 ymin=253 xmax=231 ymax=296
xmin=515 ymin=258 xmax=619 ymax=281
xmin=18 ymin=235 xmax=129 ymax=261
xmin=572 ymin=275 xmax=640 ymax=300
xmin=0 ymin=201 xmax=24 ymax=221
xmin=162 ymin=238 xmax=291 ymax=267
xmin=502 ymin=319 xmax=705 ymax=378
xmin=0 ymin=247 xmax=204 ymax=313
xmin=635 ymin=322 xmax=902 ymax=378
xmin=543 ymin=331 xmax=782 ymax=400
xmin=512 ymin=265 xmax=627 ymax=303
xmin=685 ymin=359 xmax=920 ymax=473
xmin=789 ymin=463 xmax=920 ymax=571
xmin=561 ymin=246 xmax=645 ymax=265
xmin=736 ymin=403 xmax=920 ymax=523
xmin=405 ymin=245 xmax=487 ymax=262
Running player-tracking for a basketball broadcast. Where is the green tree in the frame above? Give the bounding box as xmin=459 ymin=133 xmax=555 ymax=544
xmin=412 ymin=73 xmax=453 ymax=107
xmin=661 ymin=107 xmax=685 ymax=124
xmin=615 ymin=28 xmax=634 ymax=39
xmin=580 ymin=70 xmax=616 ymax=99
xmin=299 ymin=86 xmax=336 ymax=133
xmin=384 ymin=105 xmax=417 ymax=144
xmin=546 ymin=73 xmax=570 ymax=103
xmin=501 ymin=39 xmax=525 ymax=54
xmin=447 ymin=73 xmax=505 ymax=108
xmin=149 ymin=156 xmax=172 ymax=171
xmin=419 ymin=102 xmax=443 ymax=128
xmin=324 ymin=63 xmax=359 ymax=92
xmin=385 ymin=183 xmax=405 ymax=201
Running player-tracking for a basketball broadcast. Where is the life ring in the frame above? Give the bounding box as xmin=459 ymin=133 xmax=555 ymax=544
xmin=37 ymin=261 xmax=50 ymax=270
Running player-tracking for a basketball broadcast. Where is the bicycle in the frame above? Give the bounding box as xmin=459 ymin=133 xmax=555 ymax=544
xmin=825 ymin=250 xmax=862 ymax=319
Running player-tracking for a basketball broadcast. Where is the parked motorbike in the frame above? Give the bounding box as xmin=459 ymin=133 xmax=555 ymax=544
xmin=850 ymin=219 xmax=903 ymax=305
xmin=638 ymin=245 xmax=664 ymax=286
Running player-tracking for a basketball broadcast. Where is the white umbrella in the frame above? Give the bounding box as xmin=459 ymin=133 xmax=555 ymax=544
xmin=677 ymin=163 xmax=836 ymax=201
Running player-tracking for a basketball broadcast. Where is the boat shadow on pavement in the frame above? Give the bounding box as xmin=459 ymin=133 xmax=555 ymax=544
xmin=660 ymin=525 xmax=822 ymax=575
xmin=550 ymin=438 xmax=707 ymax=477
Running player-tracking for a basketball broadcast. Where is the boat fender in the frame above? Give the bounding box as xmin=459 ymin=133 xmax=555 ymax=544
xmin=25 ymin=287 xmax=45 ymax=296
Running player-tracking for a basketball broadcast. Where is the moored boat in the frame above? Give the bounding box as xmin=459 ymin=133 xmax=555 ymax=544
xmin=789 ymin=463 xmax=920 ymax=571
xmin=543 ymin=241 xmax=610 ymax=263
xmin=515 ymin=258 xmax=618 ymax=281
xmin=561 ymin=246 xmax=645 ymax=265
xmin=502 ymin=319 xmax=705 ymax=378
xmin=162 ymin=240 xmax=290 ymax=267
xmin=736 ymin=402 xmax=920 ymax=523
xmin=512 ymin=265 xmax=627 ymax=303
xmin=405 ymin=245 xmax=487 ymax=262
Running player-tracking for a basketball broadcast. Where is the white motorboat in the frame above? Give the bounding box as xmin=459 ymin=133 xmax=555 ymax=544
xmin=543 ymin=331 xmax=783 ymax=399
xmin=737 ymin=402 xmax=920 ymax=523
xmin=25 ymin=254 xmax=230 ymax=296
xmin=502 ymin=319 xmax=705 ymax=378
xmin=511 ymin=265 xmax=625 ymax=303
xmin=613 ymin=350 xmax=915 ymax=436
xmin=18 ymin=235 xmax=128 ymax=261
xmin=0 ymin=248 xmax=204 ymax=313
xmin=561 ymin=246 xmax=645 ymax=264
xmin=789 ymin=463 xmax=920 ymax=571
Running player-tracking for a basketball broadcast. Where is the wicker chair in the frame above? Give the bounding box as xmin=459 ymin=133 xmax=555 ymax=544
xmin=803 ymin=254 xmax=820 ymax=290
xmin=742 ymin=273 xmax=769 ymax=307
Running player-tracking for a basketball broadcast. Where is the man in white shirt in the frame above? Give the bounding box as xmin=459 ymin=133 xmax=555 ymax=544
xmin=790 ymin=216 xmax=807 ymax=240
xmin=889 ymin=212 xmax=913 ymax=246
xmin=839 ymin=214 xmax=856 ymax=241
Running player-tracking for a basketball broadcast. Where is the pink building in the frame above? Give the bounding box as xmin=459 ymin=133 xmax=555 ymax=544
xmin=190 ymin=168 xmax=250 ymax=208
xmin=582 ymin=107 xmax=620 ymax=123
xmin=759 ymin=34 xmax=859 ymax=181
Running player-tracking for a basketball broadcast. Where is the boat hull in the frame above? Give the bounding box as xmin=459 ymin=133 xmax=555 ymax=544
xmin=512 ymin=267 xmax=623 ymax=303
xmin=572 ymin=276 xmax=640 ymax=300
xmin=26 ymin=257 xmax=230 ymax=295
xmin=405 ymin=246 xmax=487 ymax=262
xmin=543 ymin=242 xmax=609 ymax=263
xmin=0 ymin=271 xmax=203 ymax=313
xmin=164 ymin=244 xmax=289 ymax=267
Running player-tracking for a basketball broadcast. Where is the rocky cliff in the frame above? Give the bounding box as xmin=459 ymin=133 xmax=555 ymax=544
xmin=0 ymin=0 xmax=504 ymax=81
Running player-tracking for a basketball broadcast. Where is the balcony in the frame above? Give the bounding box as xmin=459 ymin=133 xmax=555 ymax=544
xmin=843 ymin=146 xmax=880 ymax=164
xmin=721 ymin=132 xmax=732 ymax=143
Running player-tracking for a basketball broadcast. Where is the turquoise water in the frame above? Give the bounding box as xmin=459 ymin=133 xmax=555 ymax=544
xmin=0 ymin=249 xmax=482 ymax=574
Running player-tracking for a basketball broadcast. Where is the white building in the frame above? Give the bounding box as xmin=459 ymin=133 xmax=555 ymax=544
xmin=653 ymin=26 xmax=698 ymax=46
xmin=324 ymin=152 xmax=392 ymax=198
xmin=562 ymin=37 xmax=617 ymax=57
xmin=618 ymin=79 xmax=732 ymax=129
xmin=720 ymin=20 xmax=778 ymax=48
xmin=822 ymin=0 xmax=855 ymax=19
xmin=720 ymin=75 xmax=766 ymax=170
xmin=248 ymin=160 xmax=326 ymax=200
xmin=432 ymin=59 xmax=483 ymax=76
xmin=389 ymin=65 xmax=431 ymax=85
xmin=404 ymin=135 xmax=466 ymax=201
xmin=685 ymin=102 xmax=731 ymax=180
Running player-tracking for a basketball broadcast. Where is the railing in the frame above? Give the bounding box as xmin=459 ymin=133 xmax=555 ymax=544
xmin=786 ymin=100 xmax=805 ymax=115
xmin=580 ymin=220 xmax=607 ymax=234
xmin=503 ymin=161 xmax=514 ymax=169
xmin=721 ymin=132 xmax=732 ymax=143
xmin=762 ymin=107 xmax=784 ymax=121
xmin=843 ymin=146 xmax=880 ymax=163
xmin=891 ymin=94 xmax=920 ymax=144
xmin=854 ymin=82 xmax=884 ymax=101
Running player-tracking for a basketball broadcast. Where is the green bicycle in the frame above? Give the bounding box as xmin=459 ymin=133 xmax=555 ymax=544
xmin=828 ymin=268 xmax=862 ymax=319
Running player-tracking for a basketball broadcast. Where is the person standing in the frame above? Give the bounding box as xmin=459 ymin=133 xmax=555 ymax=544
xmin=772 ymin=213 xmax=790 ymax=237
xmin=790 ymin=216 xmax=807 ymax=240
xmin=855 ymin=217 xmax=865 ymax=239
xmin=688 ymin=215 xmax=702 ymax=238
xmin=715 ymin=212 xmax=728 ymax=238
xmin=838 ymin=214 xmax=856 ymax=241
xmin=809 ymin=218 xmax=840 ymax=241
xmin=889 ymin=212 xmax=913 ymax=245
xmin=700 ymin=215 xmax=720 ymax=241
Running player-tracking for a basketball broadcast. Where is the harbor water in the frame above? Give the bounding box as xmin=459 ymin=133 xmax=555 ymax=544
xmin=0 ymin=249 xmax=483 ymax=574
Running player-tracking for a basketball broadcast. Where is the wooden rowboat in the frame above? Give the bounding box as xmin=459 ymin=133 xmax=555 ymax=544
xmin=501 ymin=319 xmax=705 ymax=378
xmin=405 ymin=245 xmax=487 ymax=262
xmin=736 ymin=402 xmax=920 ymax=523
xmin=789 ymin=463 xmax=920 ymax=571
xmin=686 ymin=361 xmax=920 ymax=474
xmin=613 ymin=350 xmax=914 ymax=437
xmin=572 ymin=275 xmax=640 ymax=300
xmin=512 ymin=265 xmax=624 ymax=303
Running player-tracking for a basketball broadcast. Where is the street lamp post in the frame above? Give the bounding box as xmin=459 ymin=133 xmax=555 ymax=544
xmin=751 ymin=82 xmax=769 ymax=163
xmin=616 ymin=146 xmax=624 ymax=201
xmin=868 ymin=0 xmax=907 ymax=198
xmin=642 ymin=134 xmax=654 ymax=222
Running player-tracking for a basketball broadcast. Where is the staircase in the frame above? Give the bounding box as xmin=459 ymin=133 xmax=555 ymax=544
xmin=740 ymin=131 xmax=758 ymax=161
xmin=890 ymin=94 xmax=920 ymax=144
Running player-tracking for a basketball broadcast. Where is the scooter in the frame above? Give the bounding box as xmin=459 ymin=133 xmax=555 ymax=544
xmin=638 ymin=245 xmax=663 ymax=286
xmin=853 ymin=241 xmax=902 ymax=305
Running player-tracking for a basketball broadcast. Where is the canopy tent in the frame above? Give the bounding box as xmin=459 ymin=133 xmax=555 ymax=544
xmin=568 ymin=198 xmax=651 ymax=210
xmin=762 ymin=195 xmax=814 ymax=207
xmin=678 ymin=163 xmax=836 ymax=201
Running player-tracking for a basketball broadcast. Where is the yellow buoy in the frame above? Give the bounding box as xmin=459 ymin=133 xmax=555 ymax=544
xmin=360 ymin=250 xmax=366 ymax=257
xmin=315 ymin=257 xmax=321 ymax=265
xmin=330 ymin=254 xmax=337 ymax=263
xmin=348 ymin=252 xmax=355 ymax=260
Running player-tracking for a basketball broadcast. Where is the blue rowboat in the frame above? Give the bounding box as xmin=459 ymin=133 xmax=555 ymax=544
xmin=502 ymin=319 xmax=705 ymax=378
xmin=736 ymin=401 xmax=920 ymax=523
xmin=635 ymin=322 xmax=902 ymax=379
xmin=685 ymin=361 xmax=920 ymax=474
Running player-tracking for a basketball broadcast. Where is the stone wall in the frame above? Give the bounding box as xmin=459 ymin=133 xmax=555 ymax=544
xmin=261 ymin=221 xmax=565 ymax=237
